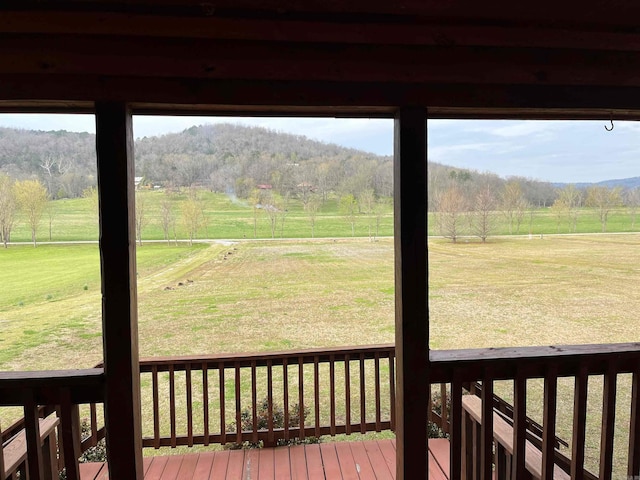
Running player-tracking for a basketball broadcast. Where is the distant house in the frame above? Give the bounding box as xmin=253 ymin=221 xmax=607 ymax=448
xmin=257 ymin=184 xmax=272 ymax=190
xmin=134 ymin=176 xmax=144 ymax=189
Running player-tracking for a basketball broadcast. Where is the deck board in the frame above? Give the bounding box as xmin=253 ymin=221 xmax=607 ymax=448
xmin=242 ymin=448 xmax=260 ymax=480
xmin=193 ymin=452 xmax=215 ymax=479
xmin=348 ymin=442 xmax=376 ymax=479
xmin=362 ymin=441 xmax=394 ymax=480
xmin=303 ymin=444 xmax=325 ymax=480
xmin=274 ymin=445 xmax=291 ymax=479
xmin=79 ymin=439 xmax=450 ymax=480
xmin=334 ymin=442 xmax=359 ymax=479
xmin=258 ymin=447 xmax=275 ymax=478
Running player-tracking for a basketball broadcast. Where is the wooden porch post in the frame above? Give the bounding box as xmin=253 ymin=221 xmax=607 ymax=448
xmin=394 ymin=107 xmax=429 ymax=479
xmin=95 ymin=102 xmax=144 ymax=480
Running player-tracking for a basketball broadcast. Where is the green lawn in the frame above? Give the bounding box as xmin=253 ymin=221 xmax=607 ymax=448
xmin=9 ymin=190 xmax=394 ymax=243
xmin=7 ymin=188 xmax=640 ymax=244
xmin=2 ymin=234 xmax=639 ymax=475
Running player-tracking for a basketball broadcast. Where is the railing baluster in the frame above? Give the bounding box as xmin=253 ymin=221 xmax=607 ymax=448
xmin=571 ymin=364 xmax=588 ymax=480
xmin=169 ymin=364 xmax=176 ymax=448
xmin=299 ymin=356 xmax=305 ymax=440
xmin=186 ymin=364 xmax=193 ymax=447
xmin=629 ymin=364 xmax=640 ymax=477
xmin=152 ymin=366 xmax=160 ymax=449
xmin=251 ymin=360 xmax=258 ymax=444
xmin=219 ymin=363 xmax=226 ymax=445
xmin=480 ymin=375 xmax=494 ymax=480
xmin=542 ymin=365 xmax=558 ymax=480
xmin=428 ymin=383 xmax=433 ymax=424
xmin=450 ymin=372 xmax=463 ymax=480
xmin=89 ymin=403 xmax=98 ymax=447
xmin=314 ymin=355 xmax=320 ymax=438
xmin=202 ymin=363 xmax=209 ymax=446
xmin=360 ymin=353 xmax=366 ymax=433
xmin=345 ymin=354 xmax=351 ymax=434
xmin=23 ymin=393 xmax=44 ymax=480
xmin=462 ymin=408 xmax=473 ymax=480
xmin=374 ymin=352 xmax=381 ymax=432
xmin=389 ymin=353 xmax=396 ymax=432
xmin=600 ymin=362 xmax=617 ymax=480
xmin=59 ymin=390 xmax=81 ymax=480
xmin=513 ymin=369 xmax=527 ymax=480
xmin=267 ymin=359 xmax=274 ymax=447
xmin=330 ymin=354 xmax=336 ymax=436
xmin=441 ymin=383 xmax=448 ymax=434
xmin=235 ymin=362 xmax=242 ymax=444
xmin=0 ymin=420 xmax=5 ymax=478
xmin=284 ymin=358 xmax=290 ymax=442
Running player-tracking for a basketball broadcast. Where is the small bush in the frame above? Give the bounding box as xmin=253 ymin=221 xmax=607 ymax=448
xmin=83 ymin=284 xmax=88 ymax=291
xmin=429 ymin=389 xmax=451 ymax=439
xmin=225 ymin=397 xmax=317 ymax=449
xmin=79 ymin=418 xmax=107 ymax=462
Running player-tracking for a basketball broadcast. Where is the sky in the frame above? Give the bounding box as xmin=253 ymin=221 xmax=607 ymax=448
xmin=0 ymin=113 xmax=639 ymax=184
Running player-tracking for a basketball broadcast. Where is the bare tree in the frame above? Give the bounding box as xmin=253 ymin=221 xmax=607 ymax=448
xmin=306 ymin=193 xmax=321 ymax=238
xmin=339 ymin=194 xmax=358 ymax=236
xmin=182 ymin=189 xmax=204 ymax=246
xmin=469 ymin=185 xmax=496 ymax=243
xmin=14 ymin=179 xmax=48 ymax=247
xmin=248 ymin=188 xmax=262 ymax=238
xmin=555 ymin=185 xmax=582 ymax=232
xmin=45 ymin=200 xmax=56 ymax=241
xmin=278 ymin=193 xmax=290 ymax=238
xmin=358 ymin=188 xmax=376 ymax=240
xmin=160 ymin=197 xmax=176 ymax=245
xmin=135 ymin=191 xmax=149 ymax=246
xmin=436 ymin=185 xmax=467 ymax=243
xmin=586 ymin=186 xmax=622 ymax=232
xmin=626 ymin=187 xmax=640 ymax=230
xmin=502 ymin=180 xmax=528 ymax=234
xmin=0 ymin=173 xmax=16 ymax=248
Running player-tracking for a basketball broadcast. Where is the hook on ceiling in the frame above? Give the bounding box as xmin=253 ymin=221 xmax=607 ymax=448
xmin=605 ymin=117 xmax=614 ymax=131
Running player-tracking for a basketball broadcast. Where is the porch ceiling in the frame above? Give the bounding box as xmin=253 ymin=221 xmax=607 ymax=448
xmin=2 ymin=1 xmax=640 ymax=117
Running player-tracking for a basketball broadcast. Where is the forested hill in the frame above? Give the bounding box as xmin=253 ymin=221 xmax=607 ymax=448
xmin=0 ymin=124 xmax=393 ymax=200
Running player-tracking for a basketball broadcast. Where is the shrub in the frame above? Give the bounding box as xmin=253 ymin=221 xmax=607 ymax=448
xmin=79 ymin=417 xmax=107 ymax=463
xmin=225 ymin=397 xmax=317 ymax=449
xmin=429 ymin=389 xmax=451 ymax=439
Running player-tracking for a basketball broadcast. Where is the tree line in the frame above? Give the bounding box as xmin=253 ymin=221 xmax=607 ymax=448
xmin=434 ymin=175 xmax=637 ymax=242
xmin=0 ymin=174 xmax=49 ymax=247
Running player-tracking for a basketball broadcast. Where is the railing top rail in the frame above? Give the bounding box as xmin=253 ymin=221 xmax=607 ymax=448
xmin=0 ymin=368 xmax=105 ymax=406
xmin=430 ymin=342 xmax=640 ymax=382
xmin=134 ymin=343 xmax=396 ymax=372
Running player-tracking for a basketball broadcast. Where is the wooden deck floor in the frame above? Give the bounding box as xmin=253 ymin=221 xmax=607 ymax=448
xmin=79 ymin=439 xmax=450 ymax=480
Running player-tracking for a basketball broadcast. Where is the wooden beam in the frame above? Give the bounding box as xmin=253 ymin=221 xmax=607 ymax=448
xmin=5 ymin=35 xmax=640 ymax=88
xmin=4 ymin=12 xmax=640 ymax=52
xmin=96 ymin=102 xmax=144 ymax=480
xmin=3 ymin=0 xmax=640 ymax=28
xmin=394 ymin=106 xmax=428 ymax=479
xmin=7 ymin=75 xmax=640 ymax=114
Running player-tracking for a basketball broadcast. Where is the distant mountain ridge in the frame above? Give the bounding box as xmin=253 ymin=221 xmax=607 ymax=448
xmin=1 ymin=124 xmax=639 ymax=202
xmin=564 ymin=177 xmax=640 ymax=189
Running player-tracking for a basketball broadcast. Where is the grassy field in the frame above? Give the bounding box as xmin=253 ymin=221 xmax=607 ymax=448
xmin=6 ymin=188 xmax=640 ymax=243
xmin=9 ymin=190 xmax=395 ymax=242
xmin=2 ymin=234 xmax=640 ymax=474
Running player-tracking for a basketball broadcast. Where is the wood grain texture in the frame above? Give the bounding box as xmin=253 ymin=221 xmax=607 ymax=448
xmin=96 ymin=102 xmax=143 ymax=479
xmin=394 ymin=106 xmax=428 ymax=480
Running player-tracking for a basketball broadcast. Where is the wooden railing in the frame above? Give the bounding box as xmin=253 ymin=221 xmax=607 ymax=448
xmin=138 ymin=345 xmax=397 ymax=448
xmin=0 ymin=369 xmax=105 ymax=480
xmin=4 ymin=342 xmax=640 ymax=479
xmin=429 ymin=342 xmax=640 ymax=480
